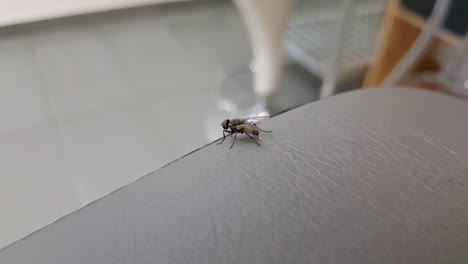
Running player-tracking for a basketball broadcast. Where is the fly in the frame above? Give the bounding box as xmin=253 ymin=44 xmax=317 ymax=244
xmin=217 ymin=116 xmax=272 ymax=148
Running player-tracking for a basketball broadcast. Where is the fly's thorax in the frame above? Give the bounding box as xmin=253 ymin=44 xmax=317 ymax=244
xmin=229 ymin=119 xmax=244 ymax=126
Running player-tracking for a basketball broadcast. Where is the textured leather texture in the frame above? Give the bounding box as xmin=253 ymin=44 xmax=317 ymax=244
xmin=1 ymin=88 xmax=468 ymax=263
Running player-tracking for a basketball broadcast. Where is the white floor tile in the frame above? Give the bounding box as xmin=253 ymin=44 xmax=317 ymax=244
xmin=101 ymin=22 xmax=209 ymax=103
xmin=57 ymin=104 xmax=177 ymax=201
xmin=33 ymin=33 xmax=140 ymax=122
xmin=0 ymin=126 xmax=79 ymax=249
xmin=0 ymin=41 xmax=52 ymax=135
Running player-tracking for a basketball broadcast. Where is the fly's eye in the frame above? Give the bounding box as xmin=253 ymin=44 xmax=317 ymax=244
xmin=222 ymin=119 xmax=229 ymax=129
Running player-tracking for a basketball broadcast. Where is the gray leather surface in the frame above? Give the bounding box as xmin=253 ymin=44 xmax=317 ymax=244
xmin=1 ymin=88 xmax=468 ymax=263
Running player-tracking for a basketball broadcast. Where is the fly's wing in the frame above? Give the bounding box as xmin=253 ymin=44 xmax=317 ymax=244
xmin=241 ymin=115 xmax=270 ymax=124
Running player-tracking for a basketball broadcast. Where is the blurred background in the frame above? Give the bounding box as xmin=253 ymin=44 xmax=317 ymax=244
xmin=0 ymin=0 xmax=466 ymax=250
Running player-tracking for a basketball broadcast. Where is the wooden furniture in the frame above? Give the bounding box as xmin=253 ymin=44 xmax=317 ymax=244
xmin=364 ymin=0 xmax=463 ymax=88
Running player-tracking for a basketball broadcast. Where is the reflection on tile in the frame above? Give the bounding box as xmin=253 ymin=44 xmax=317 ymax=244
xmin=269 ymin=64 xmax=321 ymax=115
xmin=0 ymin=126 xmax=79 ymax=247
xmin=33 ymin=33 xmax=139 ymax=122
xmin=149 ymin=94 xmax=226 ymax=155
xmin=162 ymin=2 xmax=251 ymax=75
xmin=58 ymin=104 xmax=177 ymax=201
xmin=0 ymin=40 xmax=52 ymax=135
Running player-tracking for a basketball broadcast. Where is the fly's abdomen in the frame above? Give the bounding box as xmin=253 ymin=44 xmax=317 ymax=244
xmin=244 ymin=128 xmax=259 ymax=135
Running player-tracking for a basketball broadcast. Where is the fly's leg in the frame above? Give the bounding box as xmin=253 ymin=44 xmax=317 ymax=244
xmin=254 ymin=124 xmax=272 ymax=133
xmin=229 ymin=133 xmax=238 ymax=149
xmin=217 ymin=130 xmax=233 ymax=145
xmin=246 ymin=133 xmax=261 ymax=147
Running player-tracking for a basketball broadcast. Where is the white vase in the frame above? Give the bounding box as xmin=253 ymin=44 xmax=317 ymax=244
xmin=218 ymin=0 xmax=292 ymax=117
xmin=234 ymin=0 xmax=292 ymax=98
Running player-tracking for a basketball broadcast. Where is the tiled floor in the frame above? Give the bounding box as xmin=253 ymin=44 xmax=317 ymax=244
xmin=0 ymin=0 xmax=344 ymax=249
